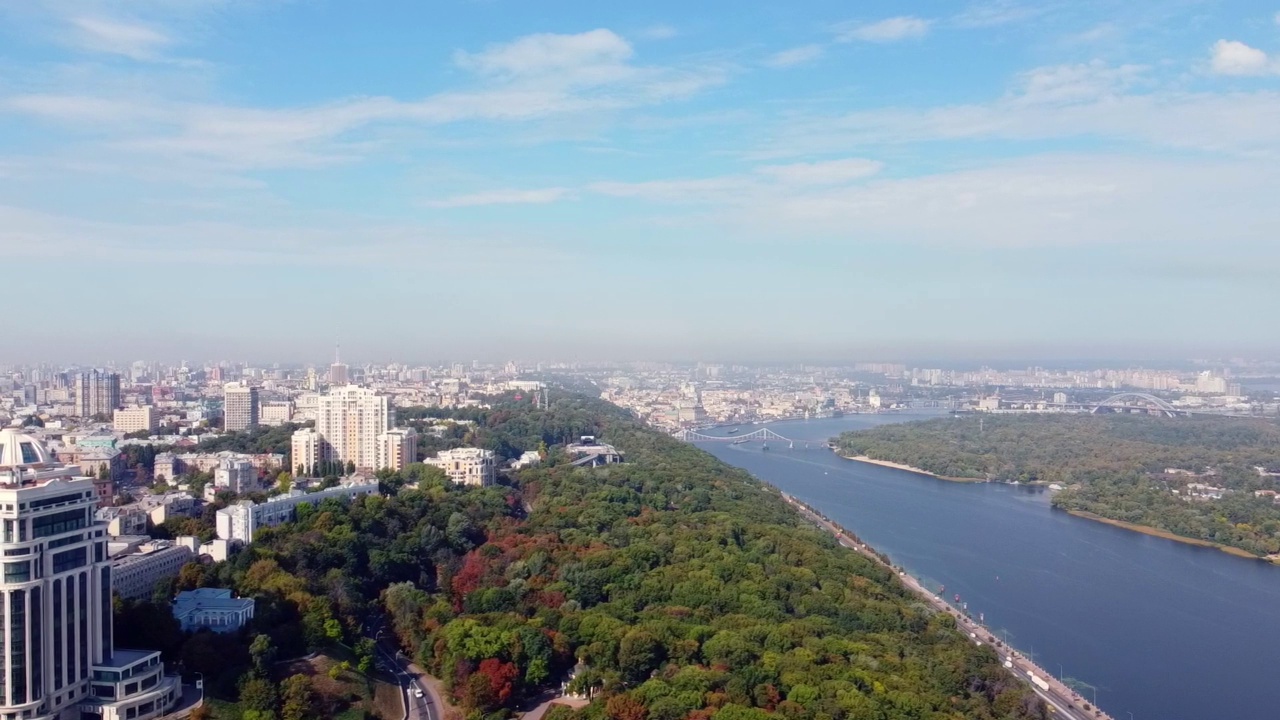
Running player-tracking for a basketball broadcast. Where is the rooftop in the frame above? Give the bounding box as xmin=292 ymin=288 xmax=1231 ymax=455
xmin=96 ymin=648 xmax=159 ymax=669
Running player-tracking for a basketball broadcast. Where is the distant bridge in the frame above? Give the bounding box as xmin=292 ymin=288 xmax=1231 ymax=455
xmin=1091 ymin=392 xmax=1185 ymax=418
xmin=673 ymin=427 xmax=831 ymax=449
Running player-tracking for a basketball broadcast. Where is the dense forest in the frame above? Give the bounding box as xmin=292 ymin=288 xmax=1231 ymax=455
xmin=131 ymin=394 xmax=1047 ymax=720
xmin=833 ymin=414 xmax=1280 ymax=556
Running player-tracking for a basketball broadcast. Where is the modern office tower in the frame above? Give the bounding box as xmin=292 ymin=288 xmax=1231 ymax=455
xmin=75 ymin=371 xmax=121 ymax=418
xmin=222 ymin=382 xmax=260 ymax=432
xmin=315 ymin=385 xmax=392 ymax=471
xmin=0 ymin=428 xmax=181 ymax=720
xmin=376 ymin=428 xmax=418 ymax=472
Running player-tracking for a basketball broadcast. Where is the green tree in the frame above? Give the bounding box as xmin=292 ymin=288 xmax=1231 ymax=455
xmin=280 ymin=674 xmax=316 ymax=720
xmin=249 ymin=634 xmax=277 ymax=677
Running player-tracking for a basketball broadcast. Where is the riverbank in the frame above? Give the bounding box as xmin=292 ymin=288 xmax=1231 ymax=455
xmin=840 ymin=454 xmax=985 ymax=483
xmin=782 ymin=493 xmax=1111 ymax=720
xmin=1063 ymin=510 xmax=1268 ymax=561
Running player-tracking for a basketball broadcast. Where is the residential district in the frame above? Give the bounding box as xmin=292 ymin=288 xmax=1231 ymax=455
xmin=0 ymin=356 xmax=1276 ymax=719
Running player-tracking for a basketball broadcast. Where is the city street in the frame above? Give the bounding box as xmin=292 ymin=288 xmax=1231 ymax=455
xmin=371 ymin=626 xmax=443 ymax=720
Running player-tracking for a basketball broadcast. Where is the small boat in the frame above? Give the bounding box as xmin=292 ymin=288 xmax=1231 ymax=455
xmin=727 ymin=428 xmax=739 ymax=435
xmin=731 ymin=438 xmax=748 ymax=445
xmin=761 ymin=443 xmax=770 ymax=451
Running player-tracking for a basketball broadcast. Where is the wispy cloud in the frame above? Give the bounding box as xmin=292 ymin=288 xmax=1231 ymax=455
xmin=763 ymin=44 xmax=823 ymax=68
xmin=638 ymin=24 xmax=677 ymax=41
xmin=69 ymin=16 xmax=173 ymax=60
xmin=952 ymin=1 xmax=1045 ymax=28
xmin=1 ymin=28 xmax=728 ymax=170
xmin=746 ymin=60 xmax=1280 ymax=160
xmin=1209 ymin=39 xmax=1278 ymax=76
xmin=424 ymin=188 xmax=572 ymax=208
xmin=755 ymin=158 xmax=882 ymax=185
xmin=836 ymin=16 xmax=931 ymax=43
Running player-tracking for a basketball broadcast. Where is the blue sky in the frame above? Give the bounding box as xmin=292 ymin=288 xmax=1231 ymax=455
xmin=2 ymin=1 xmax=1279 ymax=363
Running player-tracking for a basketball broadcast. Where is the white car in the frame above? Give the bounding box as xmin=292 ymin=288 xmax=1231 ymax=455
xmin=413 ymin=688 xmax=424 ymax=699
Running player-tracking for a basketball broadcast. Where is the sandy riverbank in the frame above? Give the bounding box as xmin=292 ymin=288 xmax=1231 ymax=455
xmin=840 ymin=454 xmax=986 ymax=483
xmin=1065 ymin=510 xmax=1270 ymax=561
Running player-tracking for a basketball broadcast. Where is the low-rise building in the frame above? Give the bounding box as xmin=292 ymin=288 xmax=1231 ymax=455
xmin=172 ymin=588 xmax=255 ymax=633
xmin=215 ymin=478 xmax=380 ymax=543
xmin=97 ymin=505 xmax=149 ymax=537
xmin=114 ymin=405 xmax=159 ymax=434
xmin=85 ymin=649 xmax=183 ymax=720
xmin=426 ymin=447 xmax=495 ymax=486
xmin=260 ymin=400 xmax=295 ymax=426
xmin=111 ymin=540 xmax=195 ymax=601
xmin=214 ymin=457 xmax=256 ymax=494
xmin=566 ymin=436 xmax=624 ymax=467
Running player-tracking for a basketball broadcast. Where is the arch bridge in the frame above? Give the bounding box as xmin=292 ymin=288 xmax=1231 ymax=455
xmin=1091 ymin=392 xmax=1185 ymax=418
xmin=673 ymin=427 xmax=829 ymax=450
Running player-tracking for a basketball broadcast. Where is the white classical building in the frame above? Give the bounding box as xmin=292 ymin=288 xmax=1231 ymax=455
xmin=425 ymin=447 xmax=496 ymax=486
xmin=214 ymin=479 xmax=380 ymax=544
xmin=0 ymin=427 xmax=180 ymax=720
xmin=171 ymin=588 xmax=254 ymax=633
xmin=376 ymin=428 xmax=418 ymax=472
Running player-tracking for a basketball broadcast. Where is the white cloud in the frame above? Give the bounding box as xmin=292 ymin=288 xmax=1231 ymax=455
xmin=836 ymin=16 xmax=931 ymax=43
xmin=424 ymin=188 xmax=571 ymax=208
xmin=453 ymin=29 xmax=634 ymax=81
xmin=755 ymin=158 xmax=882 ymax=185
xmin=69 ymin=16 xmax=172 ymax=60
xmin=764 ymin=45 xmax=823 ymax=68
xmin=1210 ymin=39 xmax=1276 ymax=76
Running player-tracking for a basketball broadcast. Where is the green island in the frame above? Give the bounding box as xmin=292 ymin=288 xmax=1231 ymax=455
xmin=833 ymin=414 xmax=1280 ymax=559
xmin=127 ymin=394 xmax=1049 ymax=720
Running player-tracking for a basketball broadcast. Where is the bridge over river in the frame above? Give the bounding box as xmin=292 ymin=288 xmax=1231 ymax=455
xmin=672 ymin=427 xmax=834 ymax=450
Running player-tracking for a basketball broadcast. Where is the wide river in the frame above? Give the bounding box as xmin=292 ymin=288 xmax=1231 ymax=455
xmin=696 ymin=413 xmax=1280 ymax=720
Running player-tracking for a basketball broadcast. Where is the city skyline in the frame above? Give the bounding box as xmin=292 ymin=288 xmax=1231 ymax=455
xmin=3 ymin=1 xmax=1280 ymax=359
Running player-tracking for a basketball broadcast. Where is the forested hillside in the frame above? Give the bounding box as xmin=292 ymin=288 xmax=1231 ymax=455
xmin=140 ymin=394 xmax=1046 ymax=720
xmin=833 ymin=414 xmax=1280 ymax=556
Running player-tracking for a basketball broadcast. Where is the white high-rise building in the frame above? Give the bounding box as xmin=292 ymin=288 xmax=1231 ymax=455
xmin=75 ymin=371 xmax=121 ymax=418
xmin=0 ymin=428 xmax=181 ymax=720
xmin=222 ymin=383 xmax=259 ymax=432
xmin=376 ymin=428 xmax=418 ymax=472
xmin=316 ymin=386 xmax=392 ymax=471
xmin=290 ymin=428 xmax=324 ymax=477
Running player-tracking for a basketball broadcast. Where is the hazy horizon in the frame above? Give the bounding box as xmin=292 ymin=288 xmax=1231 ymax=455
xmin=3 ymin=1 xmax=1279 ymax=360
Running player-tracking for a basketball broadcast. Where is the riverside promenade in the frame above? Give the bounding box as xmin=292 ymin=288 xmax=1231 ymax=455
xmin=783 ymin=493 xmax=1114 ymax=720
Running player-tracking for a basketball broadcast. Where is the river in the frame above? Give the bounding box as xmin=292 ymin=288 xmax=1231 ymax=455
xmin=696 ymin=414 xmax=1280 ymax=720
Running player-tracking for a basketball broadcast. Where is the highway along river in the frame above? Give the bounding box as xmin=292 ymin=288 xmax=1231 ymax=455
xmin=696 ymin=414 xmax=1280 ymax=720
